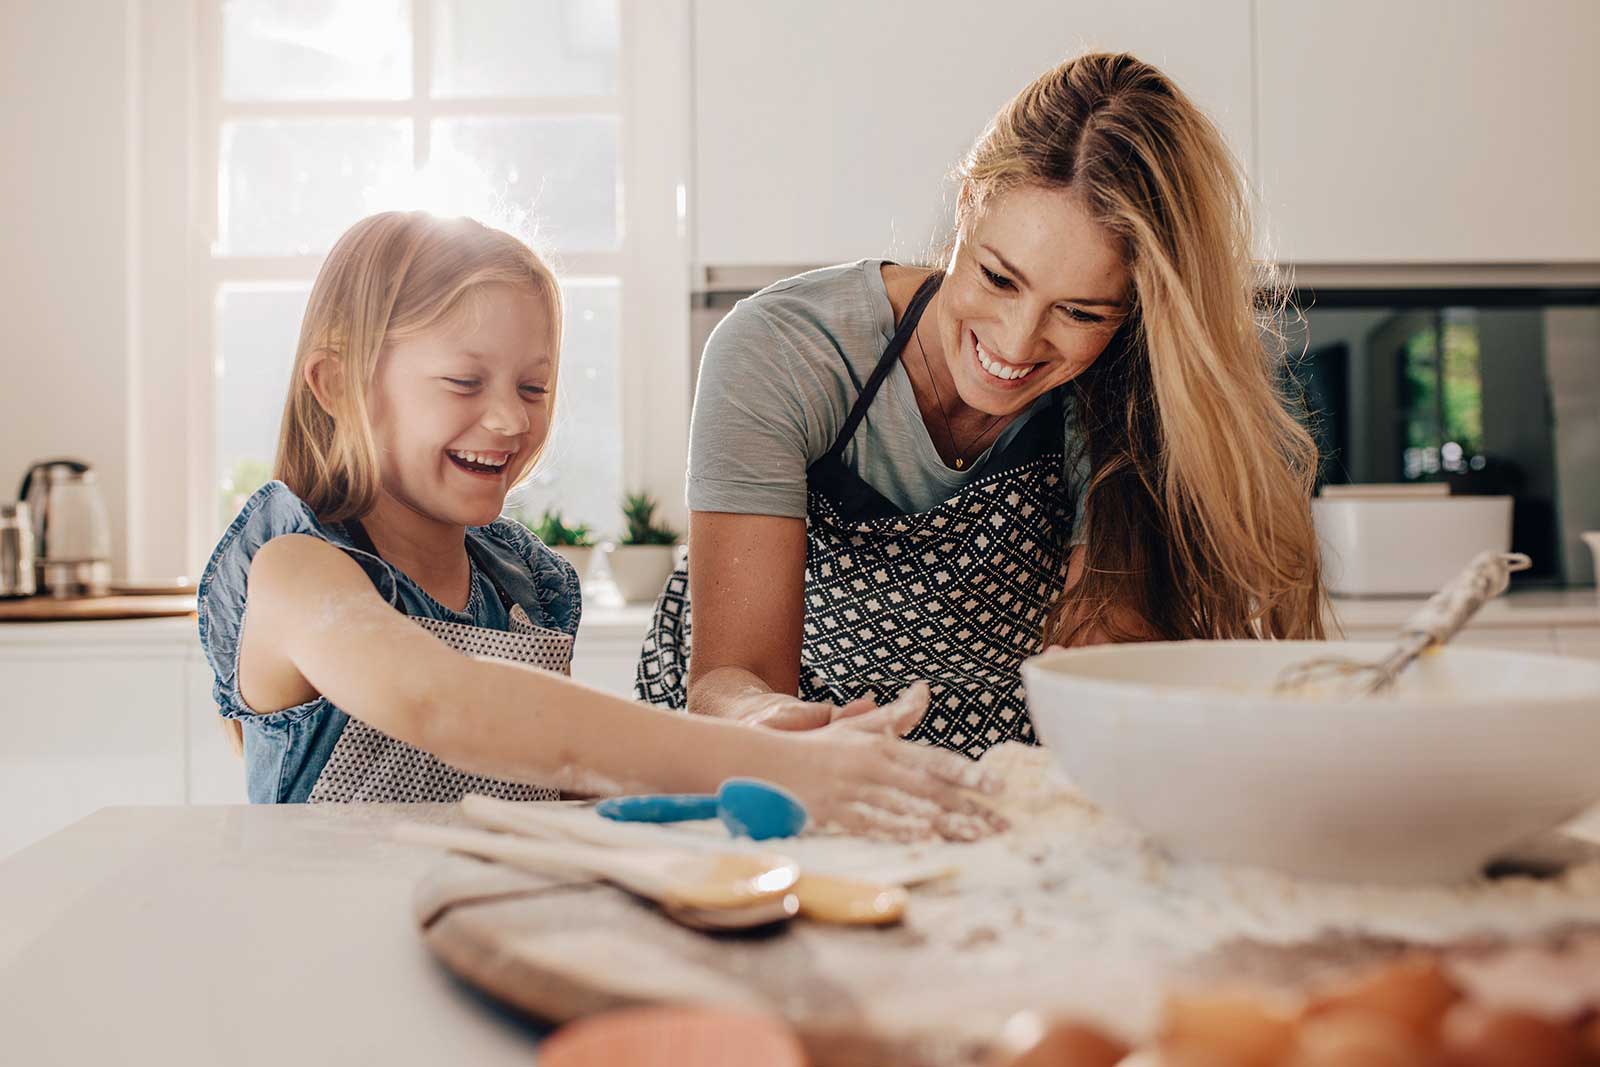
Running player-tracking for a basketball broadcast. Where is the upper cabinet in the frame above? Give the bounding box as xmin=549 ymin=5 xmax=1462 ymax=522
xmin=692 ymin=0 xmax=1255 ymax=268
xmin=1256 ymin=0 xmax=1600 ymax=263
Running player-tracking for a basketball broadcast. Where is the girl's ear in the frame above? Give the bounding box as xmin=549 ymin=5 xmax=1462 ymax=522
xmin=303 ymin=348 xmax=344 ymax=417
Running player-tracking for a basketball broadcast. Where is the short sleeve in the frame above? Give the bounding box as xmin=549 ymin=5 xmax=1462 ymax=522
xmin=686 ymin=302 xmax=831 ymax=518
xmin=474 ymin=519 xmax=583 ymax=636
xmin=197 ymin=481 xmax=335 ymax=724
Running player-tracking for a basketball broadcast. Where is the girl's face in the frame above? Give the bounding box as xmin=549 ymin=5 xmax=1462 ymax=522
xmin=368 ymin=283 xmax=553 ymax=529
xmin=934 ymin=183 xmax=1132 ymax=416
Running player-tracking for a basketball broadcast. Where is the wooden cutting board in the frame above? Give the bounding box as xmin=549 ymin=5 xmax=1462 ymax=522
xmin=416 ymin=852 xmax=1600 ymax=1067
xmin=0 ymin=594 xmax=197 ymax=621
xmin=411 ymin=747 xmax=1600 ymax=1067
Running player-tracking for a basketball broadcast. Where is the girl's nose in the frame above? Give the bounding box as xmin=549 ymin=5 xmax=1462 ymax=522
xmin=482 ymin=389 xmax=531 ymax=436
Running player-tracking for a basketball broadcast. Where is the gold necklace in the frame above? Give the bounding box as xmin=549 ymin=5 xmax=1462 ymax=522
xmin=914 ymin=319 xmax=1002 ymax=471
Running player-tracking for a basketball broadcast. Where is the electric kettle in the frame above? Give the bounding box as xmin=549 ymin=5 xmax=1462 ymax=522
xmin=18 ymin=458 xmax=112 ymax=598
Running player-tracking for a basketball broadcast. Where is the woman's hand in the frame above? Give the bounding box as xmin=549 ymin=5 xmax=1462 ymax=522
xmin=759 ymin=682 xmax=1009 ymax=842
xmin=730 ymin=686 xmax=914 ymax=731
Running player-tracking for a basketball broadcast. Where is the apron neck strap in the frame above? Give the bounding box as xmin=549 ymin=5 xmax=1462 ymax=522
xmin=342 ymin=517 xmax=516 ymax=613
xmin=824 ymin=270 xmax=943 ymax=463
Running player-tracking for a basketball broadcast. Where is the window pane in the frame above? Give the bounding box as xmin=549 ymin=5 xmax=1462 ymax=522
xmin=509 ymin=279 xmax=622 ymax=536
xmin=222 ymin=0 xmax=411 ymax=101
xmin=431 ymin=118 xmax=619 ymax=253
xmin=219 ymin=119 xmax=412 ymax=256
xmin=215 ymin=284 xmax=311 ymax=526
xmin=431 ymin=0 xmax=618 ymax=99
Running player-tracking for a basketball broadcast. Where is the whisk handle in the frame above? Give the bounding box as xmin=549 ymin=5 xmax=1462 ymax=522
xmin=1396 ymin=550 xmax=1532 ymax=649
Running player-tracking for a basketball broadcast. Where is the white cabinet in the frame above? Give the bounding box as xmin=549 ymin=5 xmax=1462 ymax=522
xmin=1256 ymin=0 xmax=1600 ymax=263
xmin=0 ymin=611 xmax=652 ymax=860
xmin=0 ymin=624 xmax=193 ymax=859
xmin=692 ymin=0 xmax=1254 ymax=267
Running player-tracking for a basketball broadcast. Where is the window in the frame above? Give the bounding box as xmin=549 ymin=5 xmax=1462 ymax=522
xmin=205 ymin=0 xmax=638 ymax=539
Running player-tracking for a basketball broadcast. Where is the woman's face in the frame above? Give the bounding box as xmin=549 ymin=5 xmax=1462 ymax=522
xmin=368 ymin=283 xmax=554 ymax=529
xmin=934 ymin=183 xmax=1131 ymax=416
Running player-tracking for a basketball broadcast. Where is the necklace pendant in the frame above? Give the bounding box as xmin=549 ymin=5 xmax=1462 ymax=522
xmin=955 ymin=458 xmax=965 ymax=470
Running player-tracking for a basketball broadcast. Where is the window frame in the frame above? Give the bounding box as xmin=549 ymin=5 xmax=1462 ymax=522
xmin=167 ymin=0 xmax=690 ymax=574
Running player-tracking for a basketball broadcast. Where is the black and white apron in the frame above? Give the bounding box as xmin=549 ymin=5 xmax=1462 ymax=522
xmin=307 ymin=522 xmax=568 ymax=803
xmin=636 ymin=274 xmax=1076 ymax=759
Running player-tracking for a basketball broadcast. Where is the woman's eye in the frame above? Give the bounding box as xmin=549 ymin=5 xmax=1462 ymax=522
xmin=980 ymin=265 xmax=1014 ymax=291
xmin=1064 ymin=308 xmax=1104 ymax=325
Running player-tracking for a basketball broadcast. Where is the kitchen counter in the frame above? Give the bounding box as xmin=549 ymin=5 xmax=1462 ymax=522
xmin=6 ymin=799 xmax=1600 ymax=1066
xmin=0 ymin=804 xmax=548 ymax=1067
xmin=1328 ymin=588 xmax=1600 ymax=631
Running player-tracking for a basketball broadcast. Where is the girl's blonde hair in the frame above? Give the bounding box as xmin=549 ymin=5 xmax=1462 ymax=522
xmin=275 ymin=211 xmax=563 ymax=522
xmin=956 ymin=53 xmax=1325 ymax=642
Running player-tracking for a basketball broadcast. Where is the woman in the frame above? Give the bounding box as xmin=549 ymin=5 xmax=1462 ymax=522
xmin=636 ymin=53 xmax=1325 ymax=759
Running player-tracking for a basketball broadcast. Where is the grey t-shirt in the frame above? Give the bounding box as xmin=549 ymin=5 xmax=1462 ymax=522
xmin=688 ymin=259 xmax=1086 ymax=534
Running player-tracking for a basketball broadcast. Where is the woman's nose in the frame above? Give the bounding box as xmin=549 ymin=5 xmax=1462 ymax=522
xmin=999 ymin=303 xmax=1046 ymax=360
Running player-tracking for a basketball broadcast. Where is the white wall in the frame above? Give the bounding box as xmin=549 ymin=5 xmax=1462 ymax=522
xmin=1 ymin=0 xmax=136 ymax=577
xmin=691 ymin=0 xmax=1255 ymax=268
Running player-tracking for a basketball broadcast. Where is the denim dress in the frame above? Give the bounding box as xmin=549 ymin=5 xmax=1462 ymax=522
xmin=198 ymin=481 xmax=582 ymax=803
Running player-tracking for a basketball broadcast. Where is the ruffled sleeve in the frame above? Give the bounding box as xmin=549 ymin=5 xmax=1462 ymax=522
xmin=197 ymin=481 xmax=335 ymax=723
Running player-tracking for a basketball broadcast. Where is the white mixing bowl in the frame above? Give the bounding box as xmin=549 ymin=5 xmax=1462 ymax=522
xmin=1021 ymin=641 xmax=1600 ymax=884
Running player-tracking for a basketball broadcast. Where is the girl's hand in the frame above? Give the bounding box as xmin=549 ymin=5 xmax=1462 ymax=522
xmin=764 ymin=683 xmax=1010 ymax=842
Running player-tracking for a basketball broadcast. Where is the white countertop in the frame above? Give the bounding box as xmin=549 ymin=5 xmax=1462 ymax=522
xmin=6 ymin=801 xmax=1600 ymax=1066
xmin=0 ymin=602 xmax=657 ymax=652
xmin=0 ymin=589 xmax=1592 ymax=654
xmin=0 ymin=804 xmax=548 ymax=1067
xmin=1328 ymin=588 xmax=1600 ymax=630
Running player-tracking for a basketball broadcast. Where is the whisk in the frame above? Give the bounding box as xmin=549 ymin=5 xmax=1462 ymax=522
xmin=1273 ymin=550 xmax=1533 ymax=698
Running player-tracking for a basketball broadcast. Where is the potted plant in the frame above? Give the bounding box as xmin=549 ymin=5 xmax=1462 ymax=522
xmin=606 ymin=493 xmax=682 ymax=603
xmin=521 ymin=508 xmax=597 ymax=582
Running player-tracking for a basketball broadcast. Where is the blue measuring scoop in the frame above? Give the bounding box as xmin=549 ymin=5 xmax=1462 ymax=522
xmin=595 ymin=778 xmax=808 ymax=840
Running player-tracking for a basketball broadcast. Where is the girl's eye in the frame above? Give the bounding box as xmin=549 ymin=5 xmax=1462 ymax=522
xmin=443 ymin=377 xmax=480 ymax=389
xmin=980 ymin=265 xmax=1014 ymax=291
xmin=520 ymin=384 xmax=549 ymax=398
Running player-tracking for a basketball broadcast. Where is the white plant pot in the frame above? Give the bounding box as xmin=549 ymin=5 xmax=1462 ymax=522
xmin=549 ymin=545 xmax=595 ymax=584
xmin=606 ymin=544 xmax=679 ymax=603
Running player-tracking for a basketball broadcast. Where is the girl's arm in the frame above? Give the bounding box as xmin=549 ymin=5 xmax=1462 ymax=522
xmin=239 ymin=534 xmax=1000 ymax=839
xmin=684 ymin=511 xmax=884 ymax=730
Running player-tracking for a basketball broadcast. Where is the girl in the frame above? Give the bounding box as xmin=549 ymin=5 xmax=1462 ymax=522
xmin=640 ymin=52 xmax=1325 ymax=757
xmin=198 ymin=211 xmax=1000 ymax=841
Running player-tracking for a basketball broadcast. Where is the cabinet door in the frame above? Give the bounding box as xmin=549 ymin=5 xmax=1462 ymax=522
xmin=694 ymin=0 xmax=1254 ymax=267
xmin=1257 ymin=0 xmax=1600 ymax=262
xmin=0 ymin=654 xmax=187 ymax=860
xmin=186 ymin=657 xmax=248 ymax=804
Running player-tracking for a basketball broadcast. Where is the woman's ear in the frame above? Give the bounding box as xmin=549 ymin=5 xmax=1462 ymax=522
xmin=303 ymin=348 xmax=344 ymax=417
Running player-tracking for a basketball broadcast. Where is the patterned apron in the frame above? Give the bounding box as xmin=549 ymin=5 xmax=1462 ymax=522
xmin=307 ymin=523 xmax=569 ymax=803
xmin=636 ymin=274 xmax=1076 ymax=759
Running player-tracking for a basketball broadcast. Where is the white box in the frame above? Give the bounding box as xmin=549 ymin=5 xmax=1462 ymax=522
xmin=1313 ymin=494 xmax=1513 ymax=596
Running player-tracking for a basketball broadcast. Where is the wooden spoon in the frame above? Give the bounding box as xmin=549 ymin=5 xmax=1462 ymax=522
xmin=461 ymin=794 xmax=917 ymax=925
xmin=392 ymin=823 xmax=798 ymax=912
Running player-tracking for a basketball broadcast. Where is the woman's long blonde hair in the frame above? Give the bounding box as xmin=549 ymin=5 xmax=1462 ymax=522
xmin=956 ymin=53 xmax=1325 ymax=642
xmin=275 ymin=211 xmax=563 ymax=522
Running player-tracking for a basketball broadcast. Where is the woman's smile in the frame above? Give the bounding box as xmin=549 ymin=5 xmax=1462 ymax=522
xmin=968 ymin=329 xmax=1042 ymax=385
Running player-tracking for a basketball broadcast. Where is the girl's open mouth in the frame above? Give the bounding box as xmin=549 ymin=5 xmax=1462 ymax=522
xmin=447 ymin=449 xmax=512 ymax=477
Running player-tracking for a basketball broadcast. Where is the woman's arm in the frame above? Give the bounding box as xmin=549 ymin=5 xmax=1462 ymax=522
xmin=238 ymin=534 xmax=994 ymax=838
xmin=684 ymin=511 xmax=890 ymax=730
